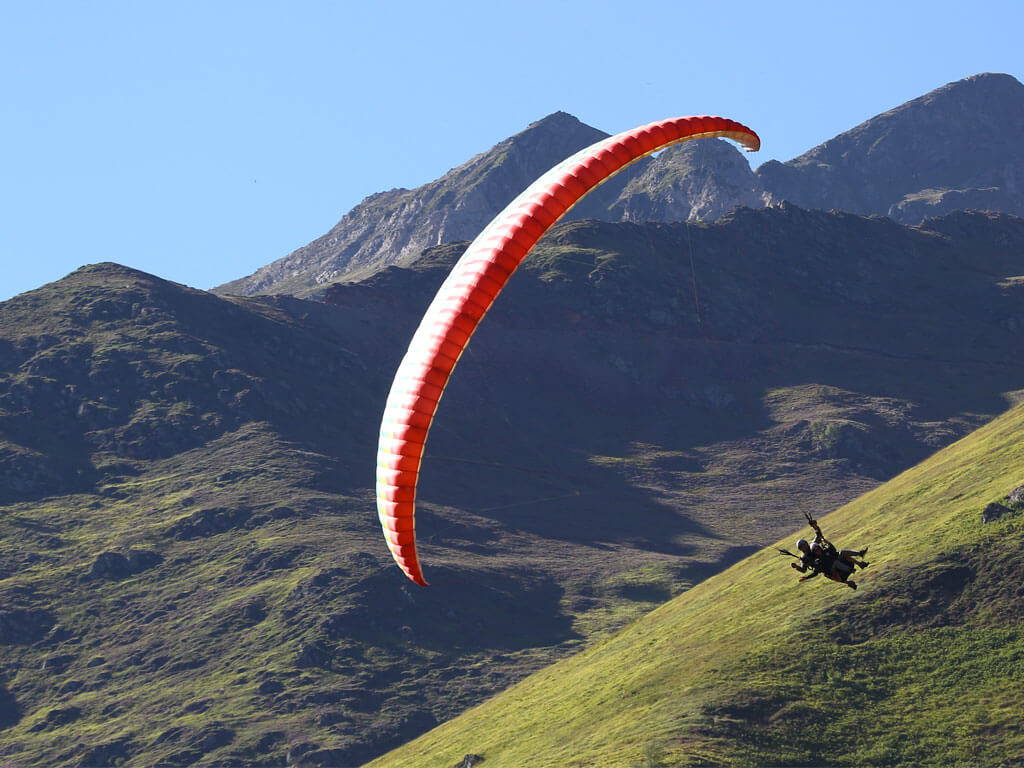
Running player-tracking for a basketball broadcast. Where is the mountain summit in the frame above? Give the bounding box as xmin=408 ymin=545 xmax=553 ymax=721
xmin=215 ymin=73 xmax=1024 ymax=299
xmin=757 ymin=72 xmax=1024 ymax=222
xmin=213 ymin=112 xmax=608 ymax=297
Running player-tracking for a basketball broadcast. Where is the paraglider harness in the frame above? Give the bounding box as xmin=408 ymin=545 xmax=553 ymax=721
xmin=778 ymin=513 xmax=854 ymax=582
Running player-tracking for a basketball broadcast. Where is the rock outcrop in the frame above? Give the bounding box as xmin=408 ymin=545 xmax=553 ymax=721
xmin=214 ymin=112 xmax=609 ymax=297
xmin=756 ymin=73 xmax=1024 ymax=223
xmin=610 ymin=138 xmax=764 ymax=222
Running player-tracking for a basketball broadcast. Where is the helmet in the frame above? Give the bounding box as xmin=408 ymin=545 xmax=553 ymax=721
xmin=796 ymin=538 xmax=809 ymax=551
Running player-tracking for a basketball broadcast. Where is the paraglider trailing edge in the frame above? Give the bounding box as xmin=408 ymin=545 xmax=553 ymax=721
xmin=376 ymin=115 xmax=760 ymax=586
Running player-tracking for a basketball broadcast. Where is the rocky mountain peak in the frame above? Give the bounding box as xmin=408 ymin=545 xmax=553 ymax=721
xmin=522 ymin=110 xmax=597 ymax=134
xmin=756 ymin=72 xmax=1024 ymax=222
xmin=609 ymin=138 xmax=764 ymax=222
xmin=214 ymin=73 xmax=1024 ymax=298
xmin=213 ymin=113 xmax=608 ymax=298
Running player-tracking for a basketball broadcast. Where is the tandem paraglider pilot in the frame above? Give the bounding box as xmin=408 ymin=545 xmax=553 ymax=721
xmin=785 ymin=514 xmax=870 ymax=590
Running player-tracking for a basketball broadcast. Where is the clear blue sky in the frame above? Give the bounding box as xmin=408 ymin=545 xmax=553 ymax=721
xmin=2 ymin=0 xmax=1021 ymax=302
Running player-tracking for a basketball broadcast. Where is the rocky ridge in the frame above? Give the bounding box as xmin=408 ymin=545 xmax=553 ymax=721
xmin=756 ymin=72 xmax=1024 ymax=222
xmin=215 ymin=73 xmax=1024 ymax=299
xmin=213 ymin=112 xmax=609 ymax=297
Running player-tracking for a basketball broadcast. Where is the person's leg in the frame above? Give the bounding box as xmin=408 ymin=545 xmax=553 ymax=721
xmin=839 ymin=549 xmax=869 ymax=569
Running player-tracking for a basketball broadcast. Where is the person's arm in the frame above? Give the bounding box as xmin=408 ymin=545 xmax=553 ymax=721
xmin=799 ymin=569 xmax=820 ymax=582
xmin=811 ymin=526 xmax=833 ymax=551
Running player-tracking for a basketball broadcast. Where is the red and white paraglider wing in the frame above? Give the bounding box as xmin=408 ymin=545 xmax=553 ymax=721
xmin=376 ymin=115 xmax=760 ymax=585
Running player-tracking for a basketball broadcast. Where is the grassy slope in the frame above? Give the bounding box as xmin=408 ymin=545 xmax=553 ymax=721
xmin=0 ymin=425 xmax=382 ymax=766
xmin=5 ymin=208 xmax=1024 ymax=766
xmin=368 ymin=399 xmax=1024 ymax=768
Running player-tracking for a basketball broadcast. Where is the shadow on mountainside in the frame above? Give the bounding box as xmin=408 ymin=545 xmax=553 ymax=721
xmin=3 ymin=205 xmax=1024 ymax=767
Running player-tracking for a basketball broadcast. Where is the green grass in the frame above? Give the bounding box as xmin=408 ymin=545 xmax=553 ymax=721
xmin=0 ymin=422 xmax=388 ymax=766
xmin=5 ymin=215 xmax=1024 ymax=765
xmin=367 ymin=401 xmax=1024 ymax=768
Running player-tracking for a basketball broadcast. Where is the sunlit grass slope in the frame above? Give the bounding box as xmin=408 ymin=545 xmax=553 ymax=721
xmin=368 ymin=400 xmax=1024 ymax=768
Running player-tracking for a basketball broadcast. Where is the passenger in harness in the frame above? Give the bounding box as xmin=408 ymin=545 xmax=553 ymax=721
xmin=784 ymin=514 xmax=870 ymax=590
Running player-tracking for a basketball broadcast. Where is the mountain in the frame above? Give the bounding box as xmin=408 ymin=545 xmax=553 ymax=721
xmin=210 ymin=113 xmax=763 ymax=298
xmin=213 ymin=112 xmax=610 ymax=297
xmin=757 ymin=72 xmax=1024 ymax=224
xmin=214 ymin=73 xmax=1024 ymax=300
xmin=603 ymin=137 xmax=763 ymax=223
xmin=3 ymin=206 xmax=1024 ymax=765
xmin=368 ymin=393 xmax=1024 ymax=768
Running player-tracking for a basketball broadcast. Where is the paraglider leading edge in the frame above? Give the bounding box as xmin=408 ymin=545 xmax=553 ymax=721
xmin=376 ymin=115 xmax=760 ymax=586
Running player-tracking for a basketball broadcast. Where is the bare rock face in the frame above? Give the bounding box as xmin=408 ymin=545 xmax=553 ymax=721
xmin=609 ymin=139 xmax=764 ymax=223
xmin=756 ymin=73 xmax=1024 ymax=224
xmin=87 ymin=549 xmax=163 ymax=580
xmin=1008 ymin=485 xmax=1024 ymax=507
xmin=213 ymin=116 xmax=769 ymax=298
xmin=982 ymin=502 xmax=1011 ymax=523
xmin=214 ymin=112 xmax=609 ymax=297
xmin=214 ymin=74 xmax=1024 ymax=299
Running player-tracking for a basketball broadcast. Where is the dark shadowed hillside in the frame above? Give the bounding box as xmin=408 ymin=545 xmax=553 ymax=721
xmin=2 ymin=205 xmax=1024 ymax=765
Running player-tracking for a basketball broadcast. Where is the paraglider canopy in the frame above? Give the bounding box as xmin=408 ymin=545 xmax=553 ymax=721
xmin=376 ymin=115 xmax=760 ymax=586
